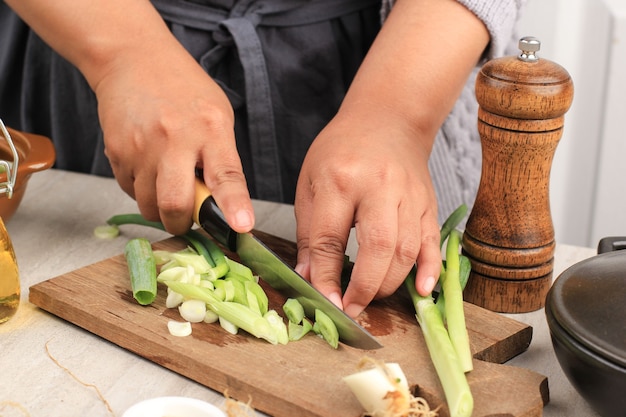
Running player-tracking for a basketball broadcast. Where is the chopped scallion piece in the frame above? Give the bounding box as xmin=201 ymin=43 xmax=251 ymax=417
xmin=314 ymin=309 xmax=339 ymax=349
xmin=124 ymin=238 xmax=157 ymax=306
xmin=167 ymin=320 xmax=192 ymax=337
xmin=93 ymin=224 xmax=120 ymax=239
xmin=283 ymin=298 xmax=305 ymax=324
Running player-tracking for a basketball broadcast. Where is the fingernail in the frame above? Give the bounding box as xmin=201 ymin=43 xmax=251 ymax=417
xmin=422 ymin=275 xmax=437 ymax=294
xmin=295 ymin=263 xmax=310 ymax=279
xmin=234 ymin=209 xmax=253 ymax=230
xmin=344 ymin=303 xmax=365 ymax=319
xmin=328 ymin=292 xmax=343 ymax=310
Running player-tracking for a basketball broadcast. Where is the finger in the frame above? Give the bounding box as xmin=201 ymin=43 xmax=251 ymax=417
xmin=155 ymin=149 xmax=195 ymax=235
xmin=201 ymin=133 xmax=255 ymax=234
xmin=342 ymin=196 xmax=397 ymax=318
xmin=414 ymin=207 xmax=442 ymax=295
xmin=105 ymin=137 xmax=138 ymax=202
xmin=306 ymin=191 xmax=353 ymax=311
xmin=294 ymin=182 xmax=313 ymax=281
xmin=374 ymin=197 xmax=422 ymax=298
xmin=108 ymin=157 xmax=136 ymax=201
xmin=131 ymin=165 xmax=160 ymax=224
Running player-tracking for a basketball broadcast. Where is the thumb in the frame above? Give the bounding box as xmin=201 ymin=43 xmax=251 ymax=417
xmin=201 ymin=146 xmax=255 ymax=234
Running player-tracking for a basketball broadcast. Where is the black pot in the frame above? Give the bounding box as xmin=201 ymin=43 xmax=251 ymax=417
xmin=545 ymin=237 xmax=626 ymax=417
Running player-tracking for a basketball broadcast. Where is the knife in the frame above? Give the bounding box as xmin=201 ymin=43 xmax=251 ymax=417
xmin=192 ymin=179 xmax=382 ymax=350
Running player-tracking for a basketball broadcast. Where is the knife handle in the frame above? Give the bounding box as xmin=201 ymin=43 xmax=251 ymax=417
xmin=193 ymin=178 xmax=237 ymax=252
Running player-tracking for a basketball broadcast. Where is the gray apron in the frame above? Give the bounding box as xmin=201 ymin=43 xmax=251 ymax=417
xmin=0 ymin=0 xmax=382 ymax=204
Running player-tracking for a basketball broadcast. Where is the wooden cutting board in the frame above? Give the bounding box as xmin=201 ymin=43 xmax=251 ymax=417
xmin=29 ymin=230 xmax=548 ymax=417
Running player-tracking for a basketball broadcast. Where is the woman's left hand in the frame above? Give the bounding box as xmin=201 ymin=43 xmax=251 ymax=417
xmin=294 ymin=108 xmax=442 ymax=318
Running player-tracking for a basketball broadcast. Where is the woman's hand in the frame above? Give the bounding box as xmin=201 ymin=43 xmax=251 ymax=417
xmin=294 ymin=0 xmax=489 ymax=318
xmin=94 ymin=41 xmax=255 ymax=236
xmin=5 ymin=0 xmax=256 ymax=237
xmin=295 ymin=109 xmax=442 ymax=318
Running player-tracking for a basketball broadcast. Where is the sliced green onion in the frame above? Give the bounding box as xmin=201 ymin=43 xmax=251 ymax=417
xmin=213 ymin=279 xmax=235 ymax=302
xmin=225 ymin=257 xmax=254 ymax=281
xmin=124 ymin=238 xmax=157 ymax=305
xmin=157 ymin=266 xmax=192 ymax=283
xmin=283 ymin=298 xmax=305 ymax=324
xmin=314 ymin=309 xmax=339 ymax=349
xmin=93 ymin=224 xmax=120 ymax=239
xmin=167 ymin=320 xmax=192 ymax=337
xmin=164 ymin=281 xmax=278 ymax=345
xmin=178 ymin=299 xmax=207 ymax=323
xmin=288 ymin=320 xmax=312 ymax=341
xmin=165 ymin=288 xmax=185 ymax=309
xmin=207 ymin=262 xmax=230 ymax=281
xmin=244 ymin=280 xmax=269 ymax=316
xmin=264 ymin=310 xmax=288 ymax=345
xmin=170 ymin=251 xmax=213 ymax=274
xmin=219 ymin=316 xmax=239 ymax=335
xmin=204 ymin=309 xmax=219 ymax=324
xmin=226 ymin=277 xmax=248 ymax=306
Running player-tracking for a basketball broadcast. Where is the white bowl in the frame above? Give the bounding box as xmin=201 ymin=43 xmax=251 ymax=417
xmin=122 ymin=396 xmax=226 ymax=417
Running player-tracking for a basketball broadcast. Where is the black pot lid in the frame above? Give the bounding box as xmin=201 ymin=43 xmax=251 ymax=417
xmin=547 ymin=250 xmax=626 ymax=368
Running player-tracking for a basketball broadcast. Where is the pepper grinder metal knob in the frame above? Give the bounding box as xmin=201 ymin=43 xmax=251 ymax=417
xmin=462 ymin=37 xmax=574 ymax=313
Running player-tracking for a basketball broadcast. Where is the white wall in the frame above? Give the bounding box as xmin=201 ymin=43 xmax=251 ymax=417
xmin=517 ymin=0 xmax=623 ymax=248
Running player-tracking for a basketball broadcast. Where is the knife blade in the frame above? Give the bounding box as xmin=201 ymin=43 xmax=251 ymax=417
xmin=193 ymin=179 xmax=382 ymax=350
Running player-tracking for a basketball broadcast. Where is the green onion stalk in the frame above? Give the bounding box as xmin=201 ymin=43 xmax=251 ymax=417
xmin=404 ymin=204 xmax=474 ymax=417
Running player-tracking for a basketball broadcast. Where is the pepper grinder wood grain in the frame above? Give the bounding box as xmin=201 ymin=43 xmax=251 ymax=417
xmin=462 ymin=37 xmax=574 ymax=313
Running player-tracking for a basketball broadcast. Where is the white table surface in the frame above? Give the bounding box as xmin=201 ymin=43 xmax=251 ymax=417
xmin=0 ymin=169 xmax=600 ymax=417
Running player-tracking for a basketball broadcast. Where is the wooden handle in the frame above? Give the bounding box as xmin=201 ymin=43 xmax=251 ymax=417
xmin=193 ymin=177 xmax=212 ymax=226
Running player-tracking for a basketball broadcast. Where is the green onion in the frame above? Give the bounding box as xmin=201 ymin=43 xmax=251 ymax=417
xmin=124 ymin=238 xmax=158 ymax=305
xmin=458 ymin=255 xmax=471 ymax=290
xmin=244 ymin=280 xmax=269 ymax=316
xmin=283 ymin=298 xmax=305 ymax=324
xmin=439 ymin=204 xmax=467 ymax=248
xmin=167 ymin=320 xmax=192 ymax=337
xmin=184 ymin=228 xmax=226 ymax=268
xmin=442 ymin=230 xmax=473 ymax=373
xmin=213 ymin=279 xmax=235 ymax=302
xmin=225 ymin=257 xmax=255 ymax=281
xmin=93 ymin=224 xmax=120 ymax=239
xmin=206 ymin=262 xmax=230 ymax=281
xmin=219 ymin=316 xmax=239 ymax=335
xmin=225 ymin=277 xmax=247 ymax=306
xmin=264 ymin=310 xmax=289 ymax=345
xmin=439 ymin=255 xmax=472 ymax=319
xmin=402 ymin=205 xmax=474 ymax=416
xmin=288 ymin=320 xmax=313 ymax=341
xmin=164 ymin=281 xmax=279 ymax=345
xmin=178 ymin=299 xmax=207 ymax=323
xmin=203 ymin=309 xmax=219 ymax=324
xmin=313 ymin=309 xmax=339 ymax=349
xmin=111 ymin=214 xmax=344 ymax=348
xmin=405 ymin=267 xmax=473 ymax=417
xmin=106 ymin=213 xmax=216 ymax=266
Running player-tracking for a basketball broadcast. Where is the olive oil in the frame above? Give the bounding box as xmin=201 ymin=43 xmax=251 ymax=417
xmin=0 ymin=216 xmax=19 ymax=323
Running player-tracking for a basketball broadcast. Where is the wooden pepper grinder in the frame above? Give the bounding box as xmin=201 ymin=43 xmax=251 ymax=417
xmin=462 ymin=37 xmax=574 ymax=313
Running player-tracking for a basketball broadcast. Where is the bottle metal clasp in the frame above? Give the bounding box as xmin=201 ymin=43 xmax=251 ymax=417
xmin=0 ymin=118 xmax=19 ymax=199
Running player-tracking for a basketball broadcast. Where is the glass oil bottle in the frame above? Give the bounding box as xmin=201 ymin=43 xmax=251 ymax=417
xmin=0 ymin=119 xmax=20 ymax=323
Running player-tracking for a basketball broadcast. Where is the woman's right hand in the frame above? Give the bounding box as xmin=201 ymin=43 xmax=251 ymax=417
xmin=5 ymin=0 xmax=256 ymax=237
xmin=94 ymin=40 xmax=255 ymax=236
